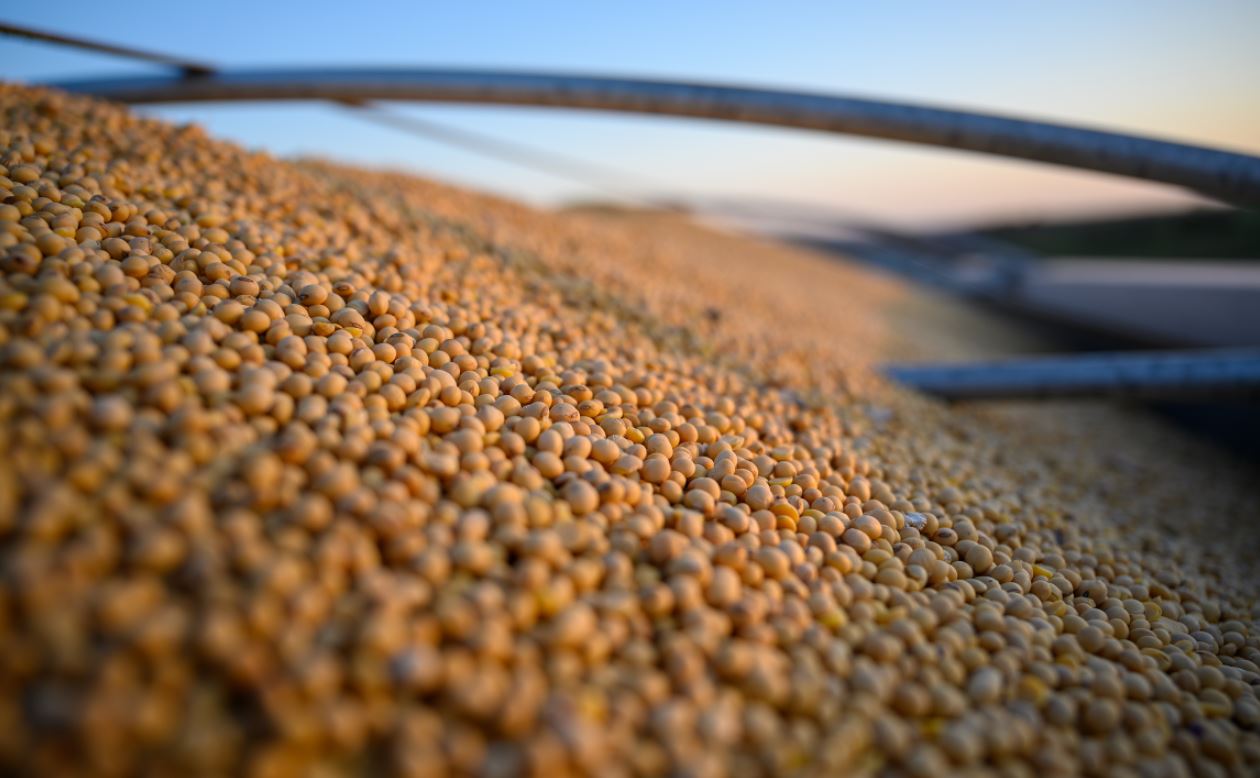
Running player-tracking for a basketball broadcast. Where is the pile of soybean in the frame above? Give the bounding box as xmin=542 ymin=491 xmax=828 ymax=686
xmin=2 ymin=83 xmax=1259 ymax=778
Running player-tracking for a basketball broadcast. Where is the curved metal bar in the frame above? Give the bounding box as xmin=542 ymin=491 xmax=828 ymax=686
xmin=0 ymin=21 xmax=214 ymax=76
xmin=882 ymin=348 xmax=1260 ymax=401
xmin=48 ymin=68 xmax=1260 ymax=207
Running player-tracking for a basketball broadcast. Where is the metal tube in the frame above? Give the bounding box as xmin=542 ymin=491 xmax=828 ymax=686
xmin=47 ymin=68 xmax=1260 ymax=208
xmin=0 ymin=21 xmax=214 ymax=76
xmin=881 ymin=349 xmax=1260 ymax=401
xmin=341 ymin=102 xmax=661 ymax=203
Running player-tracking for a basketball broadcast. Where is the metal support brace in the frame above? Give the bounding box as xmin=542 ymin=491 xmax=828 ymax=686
xmin=881 ymin=349 xmax=1260 ymax=401
xmin=43 ymin=68 xmax=1260 ymax=209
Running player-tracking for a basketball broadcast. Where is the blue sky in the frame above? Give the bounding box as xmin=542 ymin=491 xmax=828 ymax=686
xmin=3 ymin=2 xmax=1258 ymax=227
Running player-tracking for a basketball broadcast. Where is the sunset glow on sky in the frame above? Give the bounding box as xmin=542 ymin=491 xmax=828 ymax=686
xmin=3 ymin=1 xmax=1257 ymax=228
